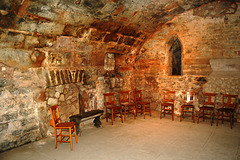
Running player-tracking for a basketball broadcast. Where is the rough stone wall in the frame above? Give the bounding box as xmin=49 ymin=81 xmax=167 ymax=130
xmin=46 ymin=83 xmax=79 ymax=122
xmin=0 ymin=0 xmax=240 ymax=152
xmin=0 ymin=63 xmax=47 ymax=152
xmin=134 ymin=2 xmax=240 ymax=114
xmin=0 ymin=15 xmax=142 ymax=152
xmin=204 ymin=58 xmax=240 ymax=117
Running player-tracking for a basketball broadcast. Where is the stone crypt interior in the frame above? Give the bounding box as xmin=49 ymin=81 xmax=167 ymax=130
xmin=0 ymin=0 xmax=240 ymax=160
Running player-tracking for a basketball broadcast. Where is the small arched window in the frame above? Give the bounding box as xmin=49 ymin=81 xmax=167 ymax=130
xmin=167 ymin=36 xmax=182 ymax=76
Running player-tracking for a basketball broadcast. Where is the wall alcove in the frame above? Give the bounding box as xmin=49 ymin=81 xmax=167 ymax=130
xmin=166 ymin=35 xmax=182 ymax=76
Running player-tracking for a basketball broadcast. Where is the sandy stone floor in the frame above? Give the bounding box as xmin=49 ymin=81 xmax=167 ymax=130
xmin=0 ymin=111 xmax=240 ymax=160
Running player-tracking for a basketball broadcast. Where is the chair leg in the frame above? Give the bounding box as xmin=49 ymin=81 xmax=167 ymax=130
xmin=134 ymin=105 xmax=136 ymax=119
xmin=202 ymin=110 xmax=205 ymax=121
xmin=180 ymin=107 xmax=183 ymax=122
xmin=143 ymin=104 xmax=146 ymax=119
xmin=160 ymin=106 xmax=163 ymax=119
xmin=212 ymin=110 xmax=215 ymax=124
xmin=192 ymin=108 xmax=195 ymax=123
xmin=54 ymin=129 xmax=57 ymax=149
xmin=172 ymin=107 xmax=174 ymax=121
xmin=149 ymin=104 xmax=151 ymax=117
xmin=120 ymin=109 xmax=123 ymax=123
xmin=216 ymin=110 xmax=220 ymax=126
xmin=136 ymin=105 xmax=138 ymax=117
xmin=59 ymin=129 xmax=62 ymax=144
xmin=69 ymin=128 xmax=73 ymax=150
xmin=230 ymin=112 xmax=233 ymax=129
xmin=197 ymin=108 xmax=201 ymax=124
xmin=106 ymin=111 xmax=108 ymax=122
xmin=221 ymin=112 xmax=224 ymax=124
xmin=163 ymin=106 xmax=166 ymax=118
xmin=140 ymin=105 xmax=142 ymax=116
xmin=210 ymin=110 xmax=213 ymax=126
xmin=111 ymin=109 xmax=114 ymax=125
xmin=74 ymin=125 xmax=78 ymax=143
xmin=124 ymin=107 xmax=127 ymax=121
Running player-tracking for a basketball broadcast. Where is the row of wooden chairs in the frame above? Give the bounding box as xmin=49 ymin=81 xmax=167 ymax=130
xmin=103 ymin=90 xmax=151 ymax=125
xmin=47 ymin=90 xmax=151 ymax=150
xmin=160 ymin=91 xmax=238 ymax=129
xmin=48 ymin=91 xmax=237 ymax=150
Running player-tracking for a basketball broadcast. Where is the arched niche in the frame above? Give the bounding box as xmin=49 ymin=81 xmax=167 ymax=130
xmin=166 ymin=35 xmax=183 ymax=76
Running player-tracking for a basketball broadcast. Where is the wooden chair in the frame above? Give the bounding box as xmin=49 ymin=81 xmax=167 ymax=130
xmin=119 ymin=91 xmax=136 ymax=121
xmin=134 ymin=90 xmax=151 ymax=119
xmin=180 ymin=91 xmax=195 ymax=123
xmin=197 ymin=93 xmax=217 ymax=126
xmin=160 ymin=91 xmax=175 ymax=121
xmin=49 ymin=105 xmax=78 ymax=150
xmin=216 ymin=94 xmax=238 ymax=129
xmin=103 ymin=92 xmax=123 ymax=125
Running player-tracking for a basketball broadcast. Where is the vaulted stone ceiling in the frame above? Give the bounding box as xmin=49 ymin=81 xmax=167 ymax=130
xmin=1 ymin=0 xmax=239 ymax=38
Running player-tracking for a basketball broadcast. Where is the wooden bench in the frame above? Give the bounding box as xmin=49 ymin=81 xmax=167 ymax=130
xmin=69 ymin=110 xmax=104 ymax=135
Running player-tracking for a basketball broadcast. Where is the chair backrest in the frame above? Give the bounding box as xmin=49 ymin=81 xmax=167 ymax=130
xmin=222 ymin=94 xmax=238 ymax=109
xmin=119 ymin=91 xmax=131 ymax=103
xmin=202 ymin=93 xmax=217 ymax=108
xmin=49 ymin=105 xmax=61 ymax=128
xmin=103 ymin=93 xmax=116 ymax=108
xmin=182 ymin=91 xmax=195 ymax=105
xmin=163 ymin=91 xmax=175 ymax=104
xmin=134 ymin=90 xmax=143 ymax=103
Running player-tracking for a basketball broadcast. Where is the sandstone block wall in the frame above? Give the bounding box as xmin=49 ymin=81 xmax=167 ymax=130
xmin=133 ymin=2 xmax=240 ymax=112
xmin=0 ymin=1 xmax=239 ymax=152
xmin=0 ymin=64 xmax=47 ymax=152
xmin=0 ymin=14 xmax=141 ymax=152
